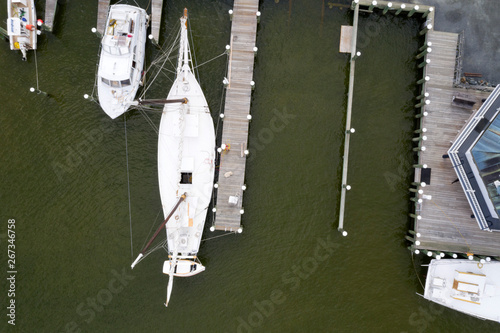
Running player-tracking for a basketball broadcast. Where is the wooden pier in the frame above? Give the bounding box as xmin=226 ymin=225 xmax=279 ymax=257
xmin=96 ymin=0 xmax=111 ymax=35
xmin=412 ymin=30 xmax=499 ymax=256
xmin=150 ymin=0 xmax=164 ymax=42
xmin=44 ymin=0 xmax=58 ymax=32
xmin=338 ymin=4 xmax=360 ymax=234
xmin=213 ymin=0 xmax=259 ymax=232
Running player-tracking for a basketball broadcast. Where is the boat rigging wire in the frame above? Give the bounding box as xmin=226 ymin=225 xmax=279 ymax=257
xmin=193 ymin=51 xmax=227 ymax=70
xmin=124 ymin=114 xmax=134 ymax=259
xmin=410 ymin=251 xmax=425 ymax=290
xmin=201 ymin=231 xmax=238 ymax=242
xmin=34 ymin=50 xmax=39 ymax=90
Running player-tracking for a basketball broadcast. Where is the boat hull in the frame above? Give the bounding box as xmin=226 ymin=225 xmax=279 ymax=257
xmin=163 ymin=259 xmax=205 ymax=277
xmin=7 ymin=0 xmax=37 ymax=60
xmin=97 ymin=4 xmax=148 ymax=119
xmin=424 ymin=259 xmax=500 ymax=322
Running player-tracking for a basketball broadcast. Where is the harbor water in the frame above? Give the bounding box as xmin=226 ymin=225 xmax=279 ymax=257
xmin=0 ymin=0 xmax=498 ymax=332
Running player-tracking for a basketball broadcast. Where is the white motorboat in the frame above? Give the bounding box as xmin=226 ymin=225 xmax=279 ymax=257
xmin=7 ymin=0 xmax=38 ymax=61
xmin=130 ymin=9 xmax=215 ymax=307
xmin=424 ymin=259 xmax=500 ymax=322
xmin=97 ymin=4 xmax=148 ymax=119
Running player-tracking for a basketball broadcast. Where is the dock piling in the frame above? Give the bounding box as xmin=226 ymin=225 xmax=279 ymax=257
xmin=407 ymin=5 xmax=419 ymax=17
xmin=350 ymin=0 xmax=359 ymax=11
xmin=368 ymin=1 xmax=377 ymax=11
xmin=394 ymin=4 xmax=405 ymax=16
xmin=416 ymin=47 xmax=432 ymax=59
xmin=422 ymin=7 xmax=434 ymax=19
xmin=382 ymin=2 xmax=392 ymax=15
xmin=417 ymin=76 xmax=430 ymax=85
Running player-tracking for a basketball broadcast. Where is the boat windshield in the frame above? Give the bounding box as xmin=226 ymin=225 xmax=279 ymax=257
xmin=101 ymin=77 xmax=131 ymax=88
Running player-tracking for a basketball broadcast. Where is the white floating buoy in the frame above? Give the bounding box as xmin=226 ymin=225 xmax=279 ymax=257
xmin=212 ymin=207 xmax=217 ymax=213
xmin=239 ymin=209 xmax=244 ymax=215
xmin=214 ymin=183 xmax=219 ymax=188
xmin=30 ymin=87 xmax=35 ymax=93
xmin=242 ymin=185 xmax=247 ymax=191
xmin=342 ymin=231 xmax=348 ymax=237
xmin=92 ymin=27 xmax=97 ymax=33
xmin=237 ymin=227 xmax=243 ymax=233
xmin=210 ymin=226 xmax=215 ymax=232
xmin=247 ymin=114 xmax=252 ymax=120
xmin=244 ymin=150 xmax=249 ymax=155
xmin=84 ymin=94 xmax=89 ymax=99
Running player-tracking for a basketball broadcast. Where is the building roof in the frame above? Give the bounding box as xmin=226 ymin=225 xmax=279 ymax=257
xmin=448 ymin=86 xmax=500 ymax=230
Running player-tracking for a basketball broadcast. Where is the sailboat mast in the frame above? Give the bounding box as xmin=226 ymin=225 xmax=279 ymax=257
xmin=177 ymin=8 xmax=189 ymax=74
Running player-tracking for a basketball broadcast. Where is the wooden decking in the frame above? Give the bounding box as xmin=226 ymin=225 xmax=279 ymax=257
xmin=96 ymin=0 xmax=111 ymax=35
xmin=150 ymin=0 xmax=164 ymax=42
xmin=213 ymin=0 xmax=259 ymax=232
xmin=413 ymin=31 xmax=499 ymax=256
xmin=44 ymin=0 xmax=57 ymax=32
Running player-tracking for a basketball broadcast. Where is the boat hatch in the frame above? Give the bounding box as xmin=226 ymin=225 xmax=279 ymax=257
xmin=180 ymin=172 xmax=192 ymax=184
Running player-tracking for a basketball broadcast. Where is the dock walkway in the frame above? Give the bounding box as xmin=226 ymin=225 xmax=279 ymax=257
xmin=150 ymin=0 xmax=164 ymax=42
xmin=96 ymin=0 xmax=111 ymax=35
xmin=213 ymin=0 xmax=259 ymax=232
xmin=413 ymin=31 xmax=499 ymax=256
xmin=44 ymin=0 xmax=57 ymax=32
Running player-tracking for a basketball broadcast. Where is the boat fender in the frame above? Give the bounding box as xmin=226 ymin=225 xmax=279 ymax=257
xmin=109 ymin=19 xmax=116 ymax=26
xmin=477 ymin=263 xmax=483 ymax=269
xmin=26 ymin=24 xmax=34 ymax=31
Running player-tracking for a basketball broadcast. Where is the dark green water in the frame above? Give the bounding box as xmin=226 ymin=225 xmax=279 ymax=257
xmin=1 ymin=1 xmax=498 ymax=332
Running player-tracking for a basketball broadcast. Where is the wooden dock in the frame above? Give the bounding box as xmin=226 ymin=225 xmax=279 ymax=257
xmin=213 ymin=0 xmax=259 ymax=232
xmin=44 ymin=0 xmax=57 ymax=32
xmin=150 ymin=0 xmax=164 ymax=42
xmin=96 ymin=0 xmax=111 ymax=35
xmin=338 ymin=4 xmax=359 ymax=234
xmin=412 ymin=31 xmax=499 ymax=256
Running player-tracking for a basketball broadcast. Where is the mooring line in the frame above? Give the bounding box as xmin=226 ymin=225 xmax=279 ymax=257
xmin=201 ymin=231 xmax=237 ymax=242
xmin=34 ymin=50 xmax=39 ymax=89
xmin=124 ymin=114 xmax=134 ymax=259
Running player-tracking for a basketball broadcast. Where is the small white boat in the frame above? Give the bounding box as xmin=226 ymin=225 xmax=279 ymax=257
xmin=97 ymin=4 xmax=148 ymax=119
xmin=424 ymin=259 xmax=500 ymax=322
xmin=158 ymin=8 xmax=215 ymax=306
xmin=130 ymin=9 xmax=215 ymax=307
xmin=7 ymin=0 xmax=38 ymax=61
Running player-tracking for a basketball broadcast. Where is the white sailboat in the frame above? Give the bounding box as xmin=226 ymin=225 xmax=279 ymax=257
xmin=424 ymin=259 xmax=500 ymax=322
xmin=97 ymin=4 xmax=148 ymax=119
xmin=131 ymin=9 xmax=215 ymax=307
xmin=7 ymin=0 xmax=38 ymax=61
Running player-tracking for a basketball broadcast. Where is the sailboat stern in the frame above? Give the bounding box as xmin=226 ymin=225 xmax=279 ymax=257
xmin=163 ymin=259 xmax=205 ymax=277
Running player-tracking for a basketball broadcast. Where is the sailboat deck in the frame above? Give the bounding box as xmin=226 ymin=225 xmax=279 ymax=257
xmin=413 ymin=31 xmax=500 ymax=256
xmin=214 ymin=0 xmax=259 ymax=232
